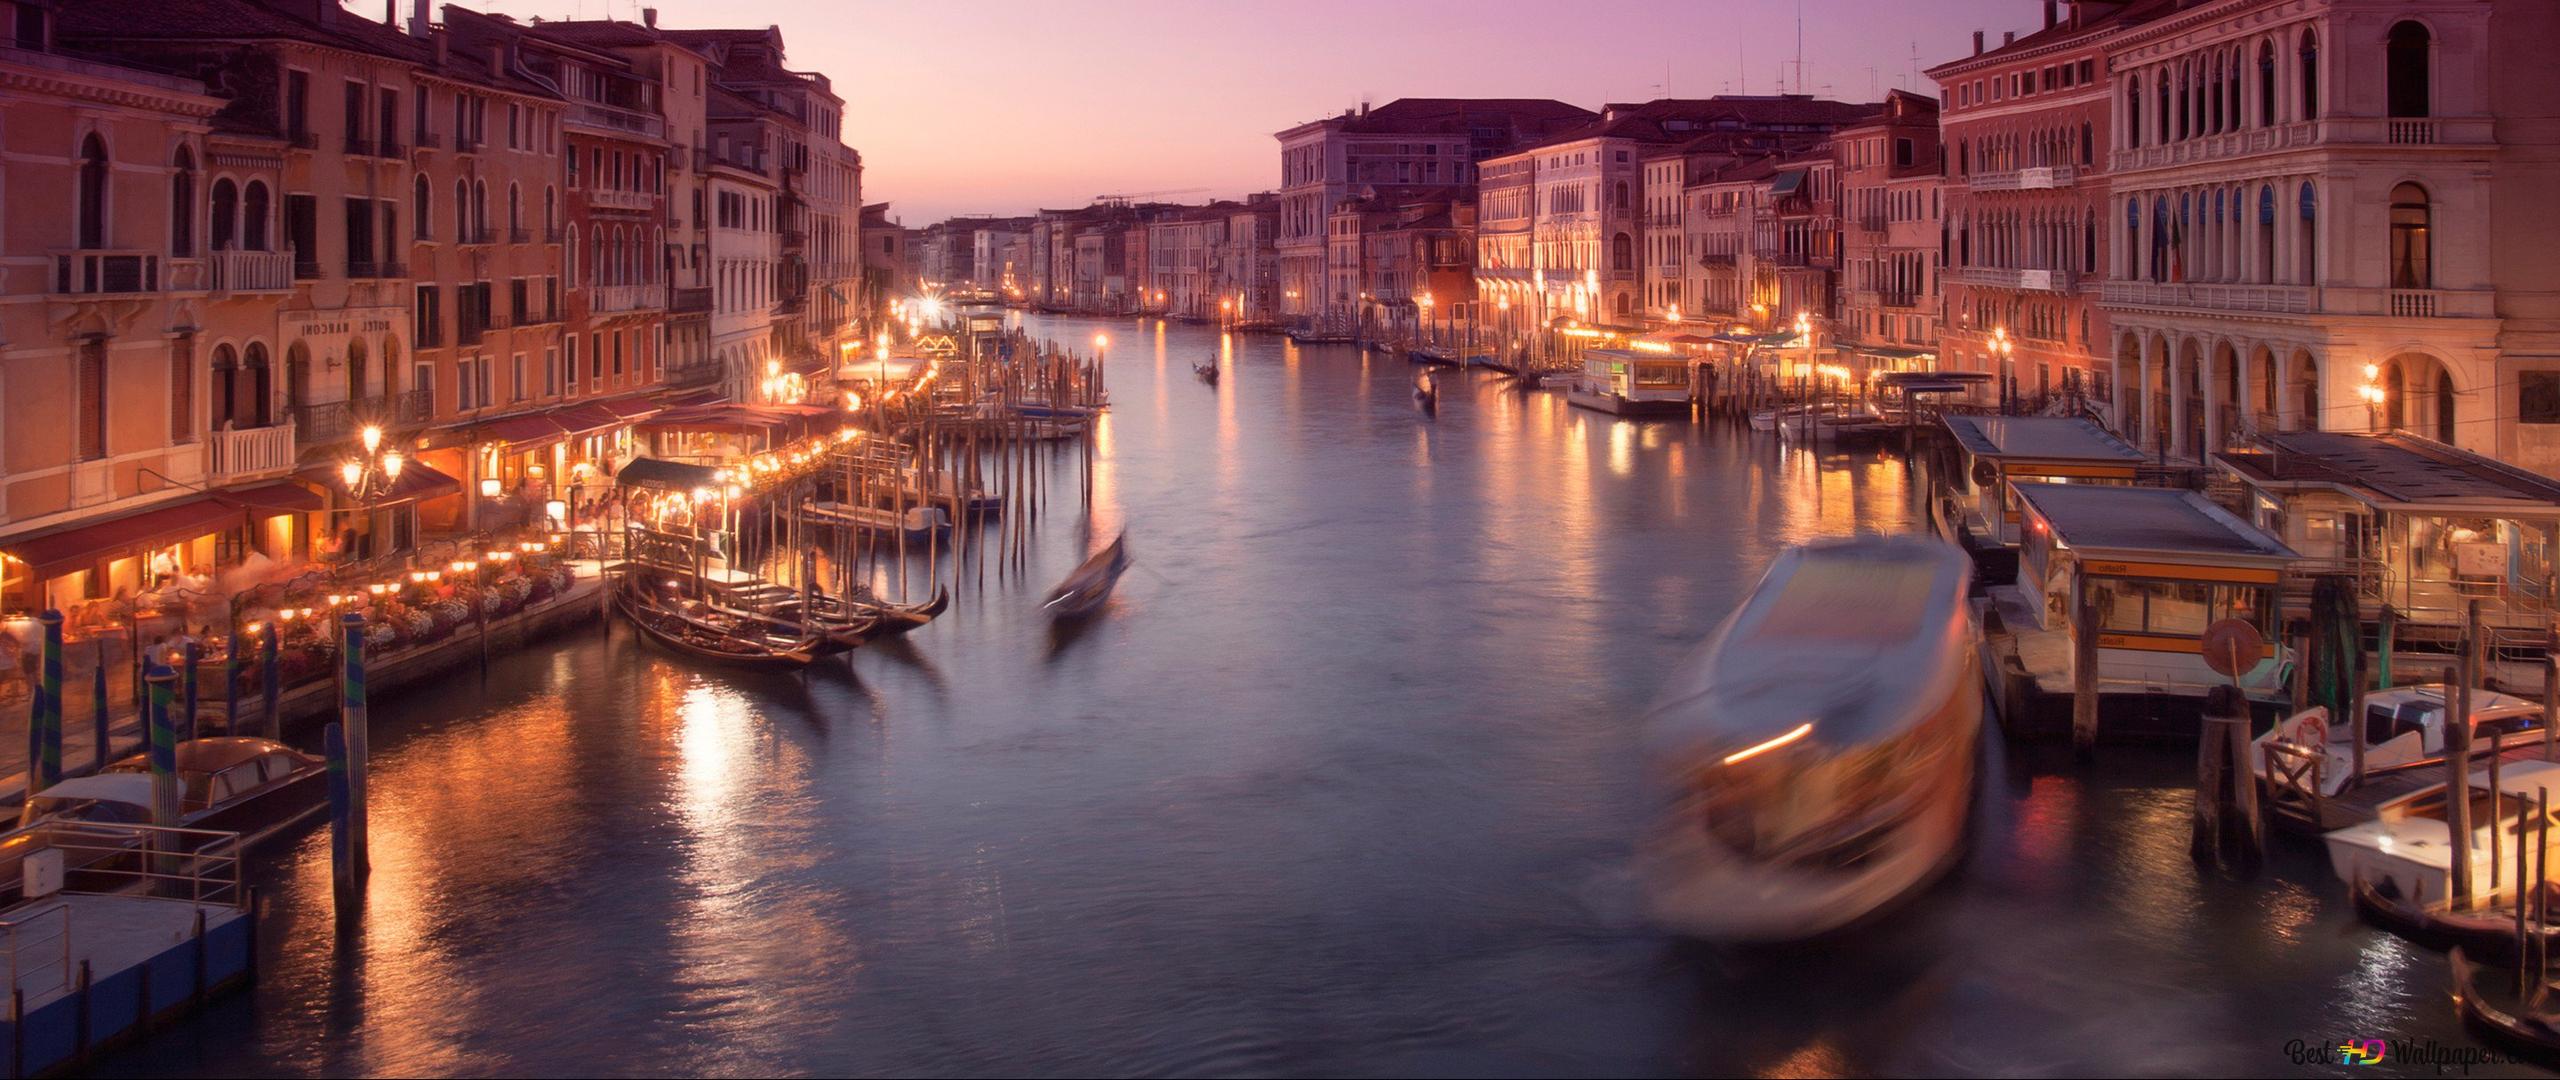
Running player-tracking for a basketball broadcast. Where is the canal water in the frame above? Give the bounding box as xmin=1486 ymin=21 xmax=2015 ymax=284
xmin=101 ymin=315 xmax=2532 ymax=1077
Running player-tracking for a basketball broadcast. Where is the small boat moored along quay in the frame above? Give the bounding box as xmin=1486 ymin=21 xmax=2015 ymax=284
xmin=1639 ymin=535 xmax=1981 ymax=943
xmin=1566 ymin=348 xmax=1693 ymax=418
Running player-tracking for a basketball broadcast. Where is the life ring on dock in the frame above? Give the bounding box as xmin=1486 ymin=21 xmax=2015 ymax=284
xmin=2282 ymin=708 xmax=2329 ymax=746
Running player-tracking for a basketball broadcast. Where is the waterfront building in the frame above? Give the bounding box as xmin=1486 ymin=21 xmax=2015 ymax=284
xmin=861 ymin=203 xmax=909 ymax=320
xmin=0 ymin=0 xmax=311 ymax=614
xmin=1929 ymin=5 xmax=2135 ymax=413
xmin=2092 ymin=0 xmax=2560 ymax=475
xmin=1680 ymin=157 xmax=1783 ymax=327
xmin=58 ymin=0 xmax=455 ymax=548
xmin=1477 ymin=96 xmax=1879 ymax=360
xmin=972 ymin=219 xmax=1031 ymax=296
xmin=1834 ymin=91 xmax=1945 ymax=375
xmin=1274 ymin=98 xmax=1594 ymax=324
xmin=1220 ymin=195 xmax=1281 ymax=325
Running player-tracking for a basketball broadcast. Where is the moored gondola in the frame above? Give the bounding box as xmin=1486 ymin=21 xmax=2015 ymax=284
xmin=2354 ymin=872 xmax=2560 ymax=964
xmin=1194 ymin=359 xmax=1220 ymax=384
xmin=615 ymin=577 xmax=820 ymax=668
xmin=2450 ymin=947 xmax=2560 ymax=1066
xmin=1044 ymin=533 xmax=1129 ymax=621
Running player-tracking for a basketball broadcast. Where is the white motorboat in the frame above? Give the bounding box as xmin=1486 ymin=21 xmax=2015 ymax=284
xmin=2257 ymin=684 xmax=2544 ymax=799
xmin=2323 ymin=759 xmax=2560 ymax=905
xmin=1640 ymin=536 xmax=1981 ymax=942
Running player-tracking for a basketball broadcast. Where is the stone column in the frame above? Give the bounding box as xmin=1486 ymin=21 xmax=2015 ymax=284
xmin=2138 ymin=333 xmax=2160 ymax=450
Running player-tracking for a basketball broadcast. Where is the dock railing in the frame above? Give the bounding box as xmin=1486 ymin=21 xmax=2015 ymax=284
xmin=29 ymin=821 xmax=247 ymax=908
xmin=0 ymin=904 xmax=70 ymax=1003
xmin=2258 ymin=740 xmax=2328 ymax=831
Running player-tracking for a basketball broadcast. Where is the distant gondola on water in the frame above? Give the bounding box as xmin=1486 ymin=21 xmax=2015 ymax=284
xmin=1045 ymin=533 xmax=1129 ymax=621
xmin=1194 ymin=359 xmax=1220 ymax=385
xmin=1414 ymin=375 xmax=1438 ymax=416
xmin=1640 ymin=536 xmax=1980 ymax=942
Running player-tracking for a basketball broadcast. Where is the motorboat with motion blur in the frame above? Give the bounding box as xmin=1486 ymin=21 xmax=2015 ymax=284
xmin=1045 ymin=532 xmax=1129 ymax=620
xmin=1640 ymin=535 xmax=1981 ymax=942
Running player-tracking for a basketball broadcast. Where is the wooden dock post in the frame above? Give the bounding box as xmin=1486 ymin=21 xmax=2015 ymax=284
xmin=144 ymin=663 xmax=177 ymax=827
xmin=221 ymin=630 xmax=239 ymax=734
xmin=2545 ymin=615 xmax=2557 ymax=763
xmin=2350 ymin=645 xmax=2369 ymax=790
xmin=2071 ymin=579 xmax=2099 ymax=756
xmin=35 ymin=610 xmax=61 ymax=791
xmin=179 ymin=639 xmax=198 ymax=743
xmin=2193 ymin=685 xmax=2263 ymax=868
xmin=339 ymin=613 xmax=370 ymax=881
xmin=260 ymin=623 xmax=280 ymax=739
xmin=91 ymin=647 xmax=107 ymax=768
xmin=324 ymin=722 xmax=355 ymax=905
xmin=2378 ymin=604 xmax=2397 ymax=689
xmin=2450 ymin=606 xmax=2480 ymax=909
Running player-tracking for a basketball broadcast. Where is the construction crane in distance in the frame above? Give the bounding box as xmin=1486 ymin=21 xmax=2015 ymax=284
xmin=1092 ymin=187 xmax=1209 ymax=206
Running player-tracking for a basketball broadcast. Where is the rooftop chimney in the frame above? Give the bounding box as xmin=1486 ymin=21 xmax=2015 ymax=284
xmin=409 ymin=0 xmax=430 ymax=38
xmin=2003 ymin=30 xmax=2017 ymax=46
xmin=2044 ymin=0 xmax=2058 ymax=29
xmin=1972 ymin=30 xmax=1985 ymax=55
xmin=643 ymin=7 xmax=658 ymax=28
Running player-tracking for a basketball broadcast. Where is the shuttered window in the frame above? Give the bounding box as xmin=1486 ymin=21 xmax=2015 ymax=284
xmin=170 ymin=334 xmax=194 ymax=443
xmin=77 ymin=338 xmax=106 ymax=460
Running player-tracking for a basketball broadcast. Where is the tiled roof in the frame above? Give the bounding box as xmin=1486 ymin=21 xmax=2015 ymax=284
xmin=57 ymin=0 xmax=429 ymax=61
xmin=1515 ymin=96 xmax=1881 ymax=154
xmin=1926 ymin=0 xmax=2178 ymax=75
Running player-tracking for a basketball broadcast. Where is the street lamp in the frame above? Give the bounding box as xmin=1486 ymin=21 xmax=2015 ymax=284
xmin=2360 ymin=362 xmax=2387 ymax=429
xmin=1989 ymin=326 xmax=2017 ymax=412
xmin=339 ymin=424 xmax=406 ymax=501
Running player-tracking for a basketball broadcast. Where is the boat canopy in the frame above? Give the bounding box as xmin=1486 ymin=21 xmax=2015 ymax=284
xmin=30 ymin=773 xmax=155 ymax=809
xmin=615 ymin=456 xmax=723 ymax=492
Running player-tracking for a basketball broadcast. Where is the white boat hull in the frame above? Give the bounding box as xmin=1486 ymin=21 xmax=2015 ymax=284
xmin=1641 ymin=751 xmax=1973 ymax=941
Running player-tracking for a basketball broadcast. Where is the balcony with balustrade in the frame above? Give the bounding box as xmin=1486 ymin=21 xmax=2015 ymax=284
xmin=2108 ymin=117 xmax=2494 ymax=176
xmin=2100 ymin=279 xmax=2314 ymax=314
xmin=590 ymin=283 xmax=665 ymax=313
xmin=290 ymin=392 xmax=432 ymax=448
xmin=587 ymin=189 xmax=654 ymax=214
xmin=207 ymin=420 xmax=296 ymax=481
xmin=1968 ymin=164 xmax=2078 ymax=192
xmin=670 ymin=286 xmax=712 ymax=314
xmin=566 ymin=101 xmax=664 ymax=140
xmin=1954 ymin=265 xmax=2076 ymax=294
xmin=208 ymin=249 xmax=294 ymax=293
xmin=52 ymin=251 xmax=161 ymax=295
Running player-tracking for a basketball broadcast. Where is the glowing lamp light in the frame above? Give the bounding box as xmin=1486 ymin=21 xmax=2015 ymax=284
xmin=1723 ymin=722 xmax=1815 ymax=766
xmin=479 ymin=478 xmax=503 ymax=498
xmin=340 ymin=461 xmax=364 ymax=489
xmin=360 ymin=425 xmax=383 ymax=454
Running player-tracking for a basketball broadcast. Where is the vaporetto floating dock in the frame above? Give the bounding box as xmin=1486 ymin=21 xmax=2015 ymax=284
xmin=0 ymin=821 xmax=253 ymax=1077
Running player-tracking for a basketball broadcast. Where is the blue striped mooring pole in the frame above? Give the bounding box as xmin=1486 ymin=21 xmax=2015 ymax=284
xmin=339 ymin=612 xmax=369 ymax=880
xmin=36 ymin=610 xmax=62 ymax=791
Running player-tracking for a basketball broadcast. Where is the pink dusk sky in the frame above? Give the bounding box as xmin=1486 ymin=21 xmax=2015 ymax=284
xmin=467 ymin=0 xmax=2041 ymax=223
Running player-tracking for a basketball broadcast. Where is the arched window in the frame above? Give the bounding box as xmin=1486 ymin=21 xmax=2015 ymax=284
xmin=2387 ymin=21 xmax=2432 ymax=118
xmin=243 ymin=342 xmax=272 ymax=427
xmin=507 ymin=182 xmax=521 ymax=230
xmin=347 ymin=337 xmax=368 ymax=401
xmin=210 ymin=179 xmax=238 ymax=251
xmin=210 ymin=344 xmax=239 ymax=428
xmin=283 ymin=341 xmax=310 ymax=414
xmin=1611 ymin=181 xmax=1629 ymax=210
xmin=2299 ymin=29 xmax=2320 ymax=119
xmin=2257 ymin=185 xmax=2277 ymax=282
xmin=2390 ymin=182 xmax=2432 ymax=288
xmin=2150 ymin=197 xmax=2169 ymax=282
xmin=2257 ymin=40 xmax=2276 ymax=126
xmin=2081 ymin=121 xmax=2093 ymax=166
xmin=543 ymin=186 xmax=555 ymax=232
xmin=241 ymin=181 xmax=270 ymax=251
xmin=2297 ymin=181 xmax=2317 ymax=285
xmin=473 ymin=178 xmax=488 ymax=234
xmin=2156 ymin=71 xmax=2171 ymax=144
xmin=77 ymin=133 xmax=108 ymax=248
xmin=2127 ymin=76 xmax=2143 ymax=148
xmin=1611 ymin=232 xmax=1631 ymax=272
xmin=2176 ymin=63 xmax=2191 ymax=141
xmin=170 ymin=147 xmax=195 ymax=257
xmin=380 ymin=337 xmax=401 ymax=401
xmin=2083 ymin=211 xmax=2097 ymax=274
xmin=566 ymin=224 xmax=578 ymax=283
xmin=453 ymin=177 xmax=468 ymax=239
xmin=413 ymin=175 xmax=431 ymax=239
